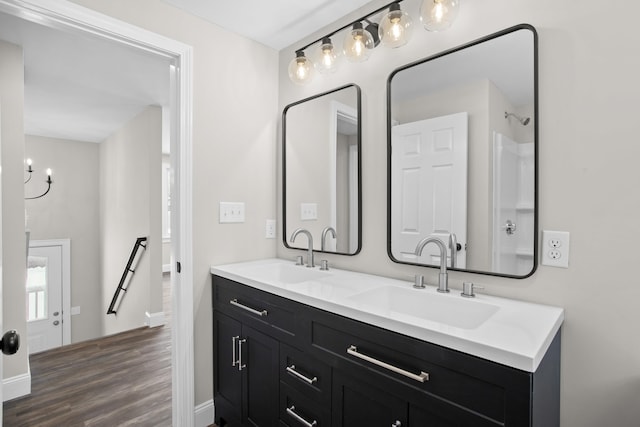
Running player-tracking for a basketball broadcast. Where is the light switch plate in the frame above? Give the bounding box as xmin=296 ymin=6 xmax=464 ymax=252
xmin=300 ymin=203 xmax=318 ymax=221
xmin=219 ymin=202 xmax=245 ymax=223
xmin=266 ymin=219 xmax=276 ymax=238
xmin=541 ymin=230 xmax=570 ymax=268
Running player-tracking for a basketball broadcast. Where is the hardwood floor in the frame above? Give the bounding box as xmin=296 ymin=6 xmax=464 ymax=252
xmin=4 ymin=276 xmax=173 ymax=426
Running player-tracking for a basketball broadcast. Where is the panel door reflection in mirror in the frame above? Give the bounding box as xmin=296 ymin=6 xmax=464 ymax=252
xmin=388 ymin=24 xmax=537 ymax=278
xmin=284 ymin=84 xmax=361 ymax=255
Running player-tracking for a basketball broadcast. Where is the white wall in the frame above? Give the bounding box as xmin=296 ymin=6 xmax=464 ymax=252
xmin=278 ymin=1 xmax=640 ymax=426
xmin=0 ymin=39 xmax=28 ymax=380
xmin=69 ymin=0 xmax=280 ymax=406
xmin=99 ymin=105 xmax=163 ymax=335
xmin=25 ymin=135 xmax=101 ymax=343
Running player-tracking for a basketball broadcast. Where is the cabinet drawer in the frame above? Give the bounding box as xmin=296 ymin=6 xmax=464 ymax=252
xmin=213 ymin=275 xmax=304 ymax=343
xmin=280 ymin=381 xmax=331 ymax=427
xmin=310 ymin=312 xmax=529 ymax=425
xmin=280 ymin=343 xmax=331 ymax=405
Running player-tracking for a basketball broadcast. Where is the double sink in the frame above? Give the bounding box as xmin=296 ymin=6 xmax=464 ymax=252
xmin=211 ymin=258 xmax=564 ymax=372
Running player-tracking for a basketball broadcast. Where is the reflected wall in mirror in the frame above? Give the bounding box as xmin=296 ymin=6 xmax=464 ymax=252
xmin=283 ymin=84 xmax=361 ymax=255
xmin=387 ymin=24 xmax=537 ymax=277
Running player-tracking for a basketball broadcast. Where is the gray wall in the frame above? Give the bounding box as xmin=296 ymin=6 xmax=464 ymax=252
xmin=277 ymin=1 xmax=640 ymax=426
xmin=99 ymin=105 xmax=163 ymax=335
xmin=0 ymin=39 xmax=28 ymax=380
xmin=69 ymin=0 xmax=280 ymax=406
xmin=25 ymin=135 xmax=101 ymax=343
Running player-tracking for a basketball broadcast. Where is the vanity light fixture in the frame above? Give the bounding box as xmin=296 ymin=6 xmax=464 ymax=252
xmin=314 ymin=37 xmax=339 ymax=74
xmin=288 ymin=0 xmax=460 ymax=84
xmin=343 ymin=22 xmax=374 ymax=62
xmin=379 ymin=2 xmax=413 ymax=48
xmin=288 ymin=51 xmax=315 ymax=85
xmin=420 ymin=0 xmax=460 ymax=32
xmin=24 ymin=158 xmax=53 ymax=200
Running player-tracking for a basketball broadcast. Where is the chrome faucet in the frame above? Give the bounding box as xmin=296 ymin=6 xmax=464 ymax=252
xmin=414 ymin=237 xmax=449 ymax=293
xmin=290 ymin=228 xmax=315 ymax=268
xmin=321 ymin=226 xmax=336 ymax=251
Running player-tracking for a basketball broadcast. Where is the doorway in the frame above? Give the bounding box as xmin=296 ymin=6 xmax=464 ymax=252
xmin=26 ymin=239 xmax=70 ymax=354
xmin=0 ymin=0 xmax=194 ymax=424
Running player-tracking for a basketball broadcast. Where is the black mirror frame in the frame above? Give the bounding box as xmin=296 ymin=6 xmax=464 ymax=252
xmin=282 ymin=83 xmax=363 ymax=256
xmin=386 ymin=24 xmax=539 ymax=278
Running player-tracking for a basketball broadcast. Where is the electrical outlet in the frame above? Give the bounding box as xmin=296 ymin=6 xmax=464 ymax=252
xmin=541 ymin=230 xmax=570 ymax=268
xmin=265 ymin=219 xmax=276 ymax=239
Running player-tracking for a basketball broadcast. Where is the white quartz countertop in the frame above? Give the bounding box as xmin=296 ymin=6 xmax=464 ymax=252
xmin=210 ymin=258 xmax=564 ymax=372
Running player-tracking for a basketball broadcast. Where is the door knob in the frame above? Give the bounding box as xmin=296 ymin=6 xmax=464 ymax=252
xmin=0 ymin=330 xmax=20 ymax=355
xmin=53 ymin=320 xmax=60 ymax=326
xmin=53 ymin=311 xmax=59 ymax=316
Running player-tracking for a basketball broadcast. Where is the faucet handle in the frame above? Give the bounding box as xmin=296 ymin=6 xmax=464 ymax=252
xmin=461 ymin=282 xmax=484 ymax=298
xmin=413 ymin=274 xmax=425 ymax=289
xmin=295 ymin=255 xmax=304 ymax=266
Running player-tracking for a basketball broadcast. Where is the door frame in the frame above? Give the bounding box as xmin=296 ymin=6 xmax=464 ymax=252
xmin=0 ymin=1 xmax=195 ymax=425
xmin=28 ymin=239 xmax=71 ymax=349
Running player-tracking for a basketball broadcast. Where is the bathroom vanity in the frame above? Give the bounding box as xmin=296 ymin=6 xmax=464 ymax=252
xmin=211 ymin=259 xmax=563 ymax=427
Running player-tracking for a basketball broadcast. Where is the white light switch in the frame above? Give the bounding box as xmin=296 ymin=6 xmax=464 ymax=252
xmin=219 ymin=202 xmax=245 ymax=223
xmin=300 ymin=203 xmax=317 ymax=221
xmin=71 ymin=306 xmax=81 ymax=315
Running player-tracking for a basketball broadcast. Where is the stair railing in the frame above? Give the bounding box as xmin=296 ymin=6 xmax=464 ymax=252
xmin=107 ymin=237 xmax=148 ymax=315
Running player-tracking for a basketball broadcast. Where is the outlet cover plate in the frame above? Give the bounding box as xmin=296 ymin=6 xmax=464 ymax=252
xmin=541 ymin=230 xmax=570 ymax=268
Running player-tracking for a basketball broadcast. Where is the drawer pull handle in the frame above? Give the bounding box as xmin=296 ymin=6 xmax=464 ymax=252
xmin=238 ymin=338 xmax=246 ymax=371
xmin=230 ymin=299 xmax=268 ymax=317
xmin=286 ymin=405 xmax=317 ymax=427
xmin=347 ymin=345 xmax=429 ymax=383
xmin=286 ymin=365 xmax=318 ymax=385
xmin=231 ymin=336 xmax=239 ymax=367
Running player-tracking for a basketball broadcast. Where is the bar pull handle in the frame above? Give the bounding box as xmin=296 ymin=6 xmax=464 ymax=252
xmin=347 ymin=345 xmax=429 ymax=383
xmin=238 ymin=338 xmax=246 ymax=371
xmin=286 ymin=365 xmax=318 ymax=385
xmin=230 ymin=299 xmax=268 ymax=317
xmin=286 ymin=405 xmax=317 ymax=427
xmin=231 ymin=336 xmax=239 ymax=367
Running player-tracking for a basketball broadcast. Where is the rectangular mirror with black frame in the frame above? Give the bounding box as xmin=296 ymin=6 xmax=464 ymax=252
xmin=283 ymin=84 xmax=362 ymax=255
xmin=387 ymin=24 xmax=538 ymax=278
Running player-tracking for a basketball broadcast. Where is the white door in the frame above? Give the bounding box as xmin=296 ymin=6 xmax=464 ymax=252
xmin=26 ymin=244 xmax=63 ymax=354
xmin=391 ymin=112 xmax=468 ymax=267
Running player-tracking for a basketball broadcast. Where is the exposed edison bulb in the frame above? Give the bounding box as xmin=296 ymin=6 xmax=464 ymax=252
xmin=420 ymin=0 xmax=460 ymax=32
xmin=314 ymin=37 xmax=339 ymax=74
xmin=379 ymin=3 xmax=413 ymax=48
xmin=288 ymin=51 xmax=314 ymax=85
xmin=343 ymin=22 xmax=374 ymax=62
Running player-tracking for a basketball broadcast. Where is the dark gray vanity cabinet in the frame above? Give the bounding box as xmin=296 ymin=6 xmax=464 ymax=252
xmin=212 ymin=274 xmax=561 ymax=427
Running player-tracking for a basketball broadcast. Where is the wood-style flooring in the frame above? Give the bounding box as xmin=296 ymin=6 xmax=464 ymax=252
xmin=3 ymin=276 xmax=173 ymax=426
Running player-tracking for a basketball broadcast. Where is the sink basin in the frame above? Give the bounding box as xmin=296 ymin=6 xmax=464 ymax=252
xmin=346 ymin=286 xmax=499 ymax=329
xmin=242 ymin=263 xmax=331 ymax=284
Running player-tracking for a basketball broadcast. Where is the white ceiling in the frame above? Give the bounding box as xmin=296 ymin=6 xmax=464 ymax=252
xmin=162 ymin=0 xmax=375 ymax=50
xmin=0 ymin=0 xmax=374 ymax=143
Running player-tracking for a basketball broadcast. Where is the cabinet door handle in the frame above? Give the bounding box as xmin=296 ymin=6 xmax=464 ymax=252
xmin=231 ymin=336 xmax=239 ymax=367
xmin=286 ymin=365 xmax=318 ymax=385
xmin=286 ymin=405 xmax=317 ymax=427
xmin=347 ymin=345 xmax=429 ymax=383
xmin=238 ymin=338 xmax=246 ymax=371
xmin=229 ymin=299 xmax=268 ymax=317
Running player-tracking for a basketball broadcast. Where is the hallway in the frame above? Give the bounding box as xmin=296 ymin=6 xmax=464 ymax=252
xmin=3 ymin=275 xmax=172 ymax=426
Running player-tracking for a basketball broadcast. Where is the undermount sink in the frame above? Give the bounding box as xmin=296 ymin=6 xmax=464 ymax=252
xmin=242 ymin=262 xmax=331 ymax=284
xmin=347 ymin=286 xmax=499 ymax=329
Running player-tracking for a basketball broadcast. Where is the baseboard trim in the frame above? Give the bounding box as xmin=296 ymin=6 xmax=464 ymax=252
xmin=195 ymin=399 xmax=214 ymax=427
xmin=3 ymin=367 xmax=31 ymax=402
xmin=145 ymin=311 xmax=165 ymax=328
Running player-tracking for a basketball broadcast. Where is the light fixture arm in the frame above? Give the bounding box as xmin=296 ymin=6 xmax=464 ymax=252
xmin=25 ymin=175 xmax=53 ymax=200
xmin=295 ymin=0 xmax=404 ymax=53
